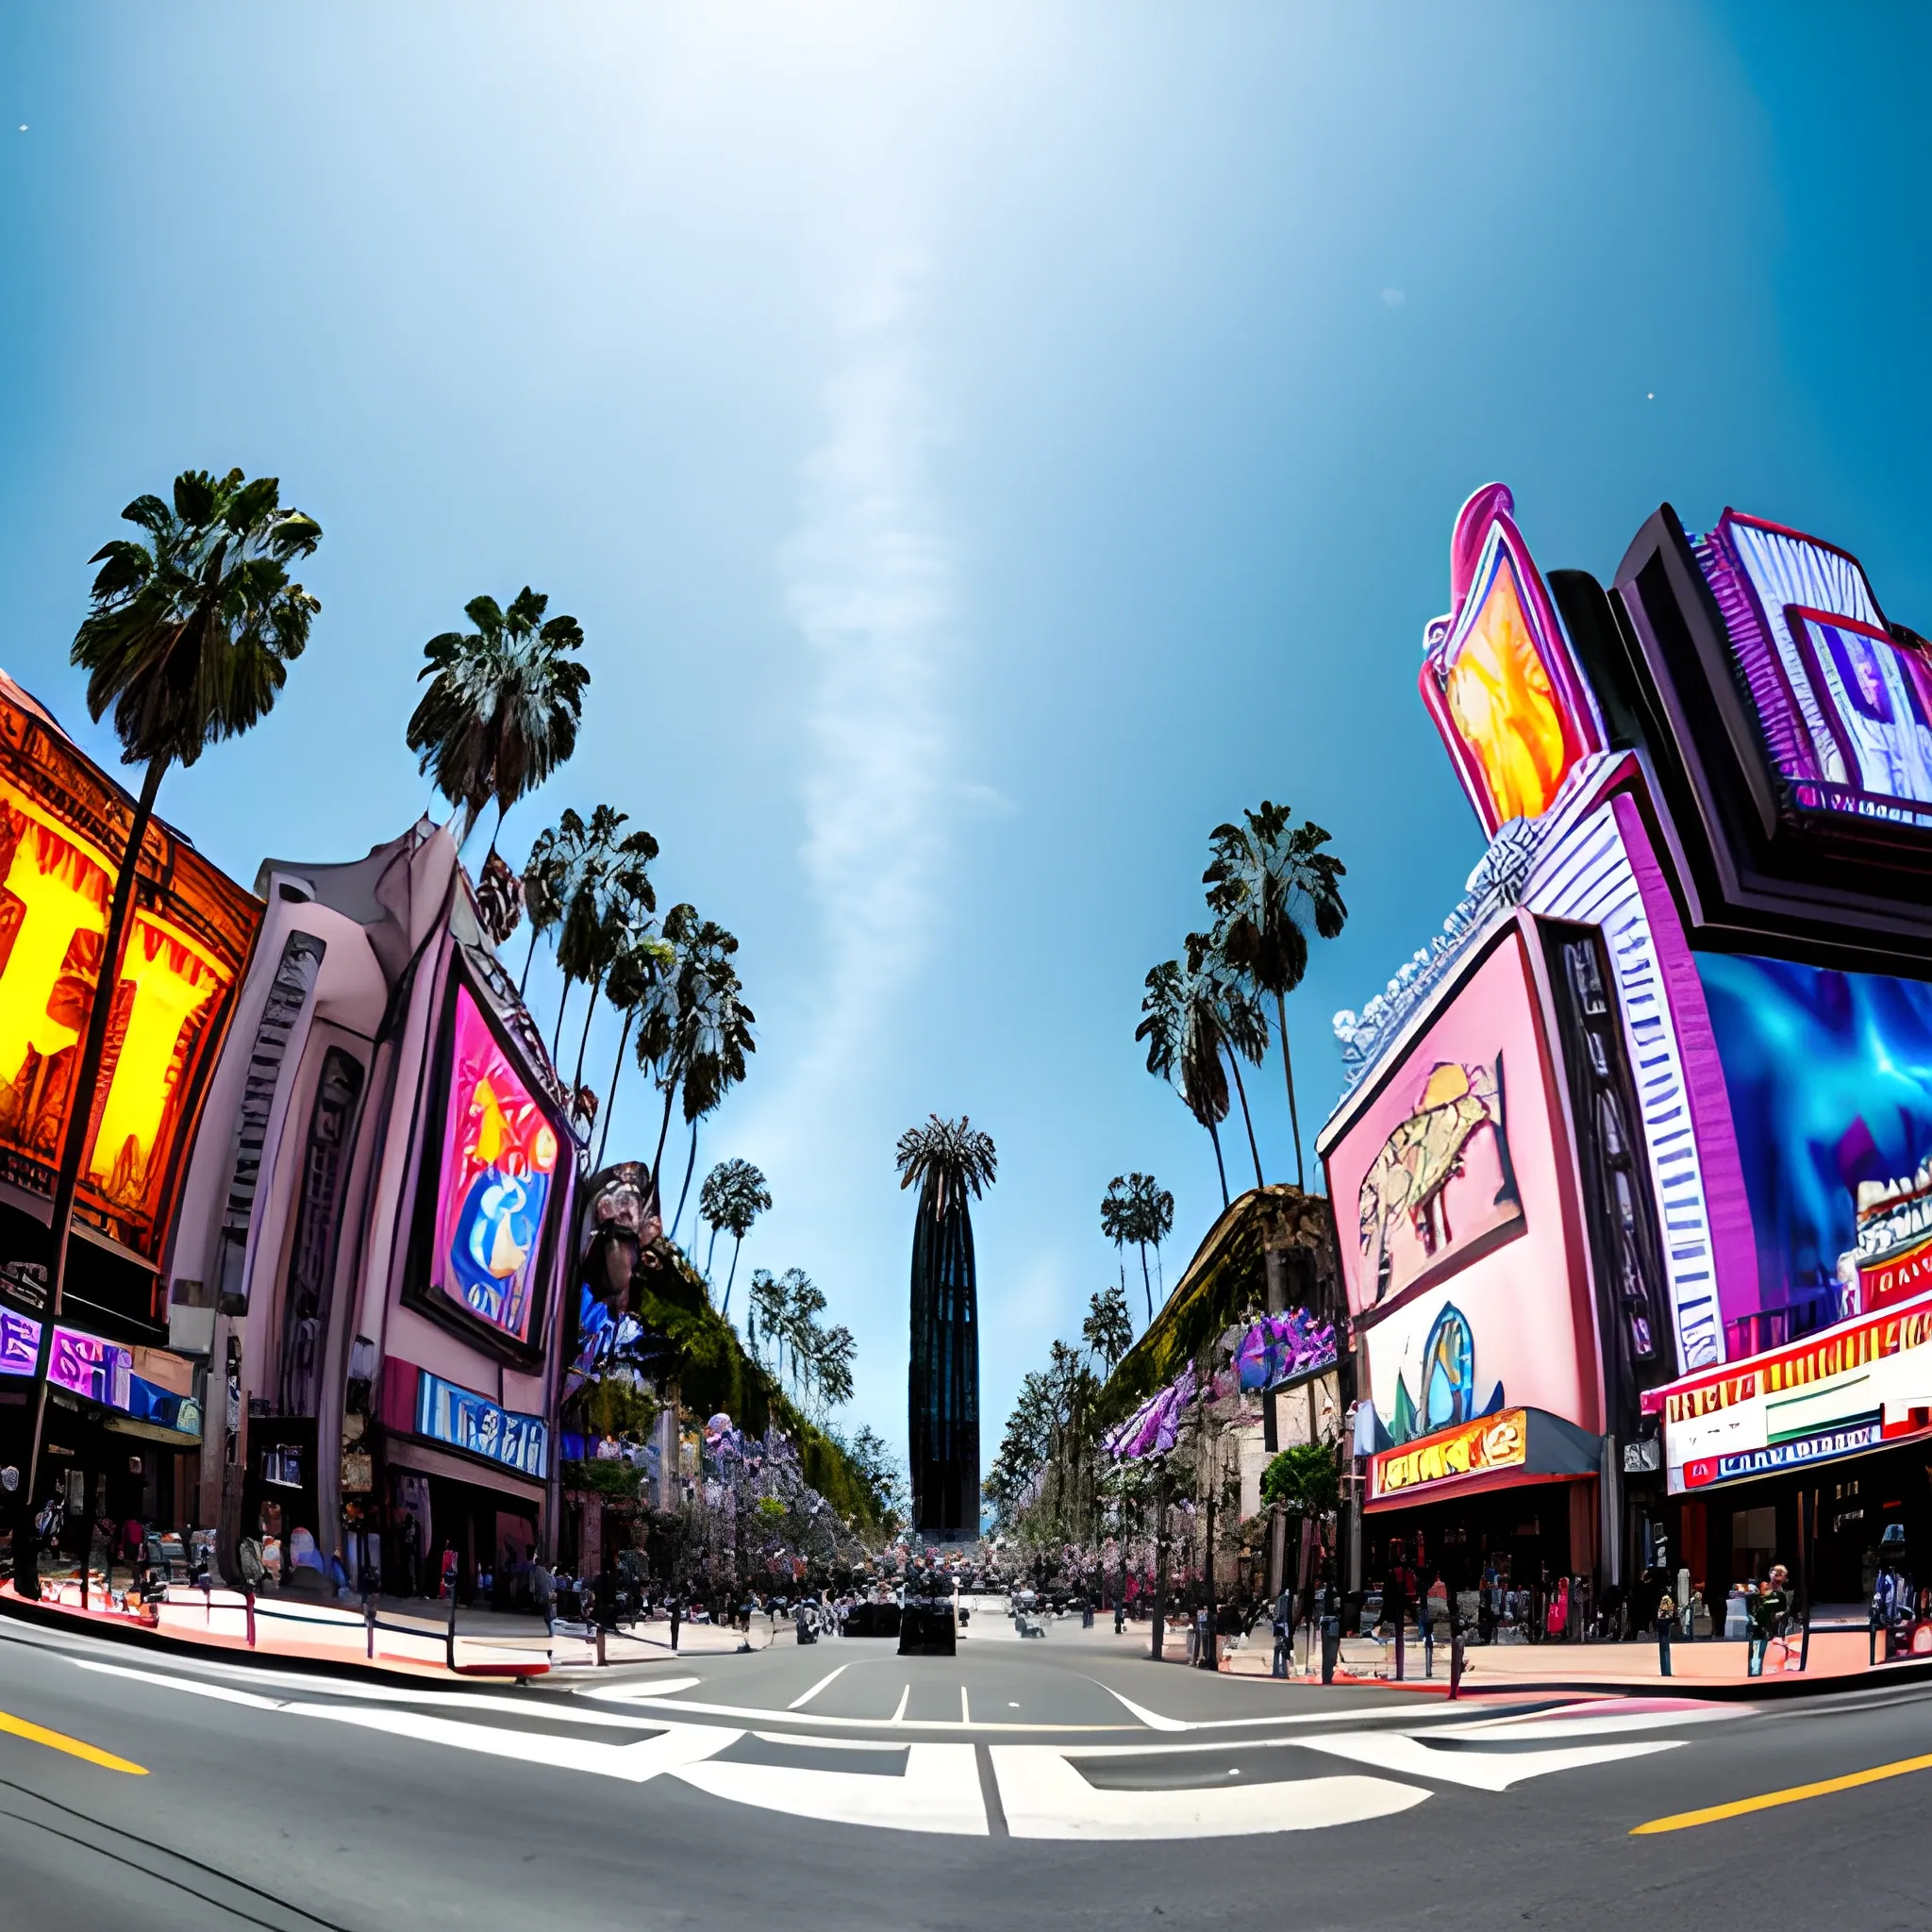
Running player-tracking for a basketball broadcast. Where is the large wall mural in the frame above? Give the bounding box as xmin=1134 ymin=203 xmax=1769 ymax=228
xmin=1325 ymin=925 xmax=1597 ymax=1454
xmin=426 ymin=979 xmax=563 ymax=1348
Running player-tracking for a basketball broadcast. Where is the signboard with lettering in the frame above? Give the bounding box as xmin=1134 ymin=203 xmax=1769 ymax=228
xmin=0 ymin=675 xmax=259 ymax=1258
xmin=413 ymin=1368 xmax=548 ymax=1479
xmin=1646 ymin=1290 xmax=1932 ymax=1492
xmin=1371 ymin=1408 xmax=1528 ymax=1501
xmin=0 ymin=1307 xmax=200 ymax=1440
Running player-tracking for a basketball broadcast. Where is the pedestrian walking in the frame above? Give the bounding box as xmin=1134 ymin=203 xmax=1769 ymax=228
xmin=1655 ymin=1587 xmax=1675 ymax=1677
xmin=1749 ymin=1565 xmax=1791 ymax=1676
xmin=531 ymin=1557 xmax=555 ymax=1638
xmin=1384 ymin=1545 xmax=1416 ymax=1682
xmin=1271 ymin=1583 xmax=1293 ymax=1679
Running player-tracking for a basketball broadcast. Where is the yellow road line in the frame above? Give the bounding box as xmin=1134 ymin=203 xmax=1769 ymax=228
xmin=1632 ymin=1752 xmax=1932 ymax=1834
xmin=0 ymin=1708 xmax=147 ymax=1774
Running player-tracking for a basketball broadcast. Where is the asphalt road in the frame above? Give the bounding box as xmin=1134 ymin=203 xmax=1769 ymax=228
xmin=2 ymin=1609 xmax=1929 ymax=1931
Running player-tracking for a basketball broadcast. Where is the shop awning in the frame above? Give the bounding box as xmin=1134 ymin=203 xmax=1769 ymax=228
xmin=1365 ymin=1407 xmax=1601 ymax=1511
xmin=1641 ymin=1287 xmax=1932 ymax=1495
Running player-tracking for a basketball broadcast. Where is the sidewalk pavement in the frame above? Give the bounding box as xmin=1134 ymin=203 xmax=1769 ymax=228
xmin=1215 ymin=1622 xmax=1897 ymax=1693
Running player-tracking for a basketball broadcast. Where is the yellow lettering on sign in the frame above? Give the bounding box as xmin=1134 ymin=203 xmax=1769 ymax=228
xmin=87 ymin=917 xmax=218 ymax=1190
xmin=0 ymin=824 xmax=106 ymax=1082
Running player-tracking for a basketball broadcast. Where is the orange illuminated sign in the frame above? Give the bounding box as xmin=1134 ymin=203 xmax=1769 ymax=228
xmin=1371 ymin=1407 xmax=1527 ymax=1500
xmin=0 ymin=675 xmax=258 ymax=1259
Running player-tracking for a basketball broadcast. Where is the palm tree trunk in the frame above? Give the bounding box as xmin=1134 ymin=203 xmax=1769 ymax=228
xmin=1274 ymin=990 xmax=1305 ymax=1191
xmin=482 ymin=799 xmax=508 ymax=867
xmin=1139 ymin=1243 xmax=1154 ymax=1325
xmin=593 ymin=1009 xmax=634 ymax=1170
xmin=671 ymin=1118 xmax=701 ymax=1243
xmin=723 ymin=1236 xmax=743 ymax=1318
xmin=1226 ymin=1047 xmax=1264 ymax=1191
xmin=519 ymin=920 xmax=542 ymax=996
xmin=706 ymin=1224 xmax=720 ymax=1279
xmin=571 ymin=968 xmax=604 ymax=1092
xmin=650 ymin=1080 xmax=678 ymax=1214
xmin=1206 ymin=1117 xmax=1229 ymax=1208
xmin=18 ymin=755 xmax=168 ymax=1597
xmin=551 ymin=975 xmax=573 ymax=1065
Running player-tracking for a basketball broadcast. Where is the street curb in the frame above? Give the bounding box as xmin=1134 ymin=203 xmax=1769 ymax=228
xmin=0 ymin=1589 xmax=686 ymax=1694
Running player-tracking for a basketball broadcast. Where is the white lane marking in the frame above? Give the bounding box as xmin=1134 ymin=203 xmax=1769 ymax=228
xmin=751 ymin=1731 xmax=913 ymax=1751
xmin=1094 ymin=1683 xmax=1491 ymax=1735
xmin=961 ymin=1686 xmax=970 ymax=1724
xmin=1292 ymin=1730 xmax=1682 ymax=1792
xmin=70 ymin=1655 xmax=739 ymax=1783
xmin=73 ymin=1661 xmax=285 ymax=1712
xmin=675 ymin=1741 xmax=986 ymax=1836
xmin=71 ymin=1658 xmax=678 ymax=1728
xmin=991 ymin=1750 xmax=1428 ymax=1840
xmin=1433 ymin=1707 xmax=1746 ymax=1741
xmin=789 ymin=1665 xmax=849 ymax=1710
xmin=890 ymin=1685 xmax=910 ymax=1724
xmin=567 ymin=1690 xmax=1127 ymax=1733
xmin=569 ymin=1675 xmax=702 ymax=1704
xmin=300 ymin=1704 xmax=737 ymax=1782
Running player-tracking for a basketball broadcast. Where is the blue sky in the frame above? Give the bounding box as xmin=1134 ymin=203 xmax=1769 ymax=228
xmin=3 ymin=4 xmax=1929 ymax=1474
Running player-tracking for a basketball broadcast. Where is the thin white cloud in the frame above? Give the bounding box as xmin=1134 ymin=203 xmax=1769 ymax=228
xmin=781 ymin=257 xmax=954 ymax=1086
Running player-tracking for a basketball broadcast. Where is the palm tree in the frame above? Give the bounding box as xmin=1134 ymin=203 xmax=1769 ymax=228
xmin=1100 ymin=1176 xmax=1134 ymax=1301
xmin=517 ymin=824 xmax=569 ymax=994
xmin=406 ymin=586 xmax=589 ymax=856
xmin=1106 ymin=1171 xmax=1173 ymax=1324
xmin=746 ymin=1267 xmax=786 ymax=1374
xmin=782 ymin=1271 xmax=828 ymax=1407
xmin=1136 ymin=957 xmax=1232 ymax=1208
xmin=558 ymin=808 xmax=658 ymax=1091
xmin=698 ymin=1158 xmax=772 ymax=1316
xmin=897 ymin=1115 xmax=997 ymax=1538
xmin=591 ymin=920 xmax=675 ymax=1169
xmin=640 ymin=906 xmax=756 ymax=1231
xmin=1204 ymin=802 xmax=1347 ymax=1190
xmin=1082 ymin=1283 xmax=1133 ymax=1374
xmin=28 ymin=468 xmax=322 ymax=1597
xmin=814 ymin=1324 xmax=856 ymax=1418
xmin=1189 ymin=924 xmax=1270 ymax=1191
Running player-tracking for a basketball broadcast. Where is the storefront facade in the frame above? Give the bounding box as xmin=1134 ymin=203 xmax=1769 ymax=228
xmin=163 ymin=820 xmax=575 ymax=1593
xmin=1320 ymin=482 xmax=1932 ymax=1617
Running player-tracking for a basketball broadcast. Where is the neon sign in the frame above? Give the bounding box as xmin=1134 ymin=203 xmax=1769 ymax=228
xmin=0 ymin=680 xmax=258 ymax=1257
xmin=426 ymin=981 xmax=560 ymax=1346
xmin=1419 ymin=484 xmax=1605 ymax=838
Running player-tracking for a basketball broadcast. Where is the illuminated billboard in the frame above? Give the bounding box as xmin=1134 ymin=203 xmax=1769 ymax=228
xmin=409 ymin=973 xmax=564 ymax=1353
xmin=1419 ymin=484 xmax=1605 ymax=838
xmin=1696 ymin=951 xmax=1932 ymax=1347
xmin=1700 ymin=511 xmax=1932 ymax=828
xmin=0 ymin=675 xmax=258 ymax=1259
xmin=1324 ymin=924 xmax=1599 ymax=1457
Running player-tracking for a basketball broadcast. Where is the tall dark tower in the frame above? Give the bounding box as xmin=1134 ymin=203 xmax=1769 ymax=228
xmin=896 ymin=1115 xmax=995 ymax=1540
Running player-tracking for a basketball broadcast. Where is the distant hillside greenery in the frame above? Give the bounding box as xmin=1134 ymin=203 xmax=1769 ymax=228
xmin=630 ymin=1241 xmax=884 ymax=1530
xmin=1095 ymin=1185 xmax=1339 ymax=1427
